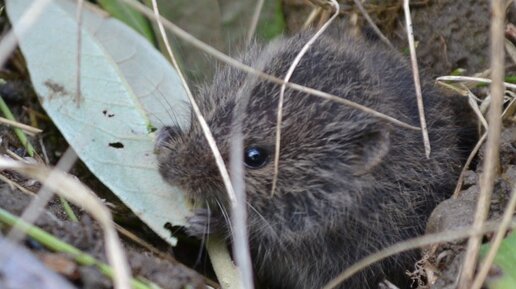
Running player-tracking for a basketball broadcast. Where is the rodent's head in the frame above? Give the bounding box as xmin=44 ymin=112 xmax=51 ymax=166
xmin=155 ymin=33 xmax=394 ymax=209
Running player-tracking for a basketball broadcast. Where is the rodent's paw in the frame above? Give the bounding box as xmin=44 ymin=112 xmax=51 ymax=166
xmin=185 ymin=208 xmax=225 ymax=238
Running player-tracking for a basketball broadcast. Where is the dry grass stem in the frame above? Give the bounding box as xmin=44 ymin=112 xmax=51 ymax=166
xmin=228 ymin=90 xmax=254 ymax=289
xmin=270 ymin=0 xmax=339 ymax=196
xmin=6 ymin=148 xmax=77 ymax=242
xmin=452 ymin=89 xmax=492 ymax=197
xmin=0 ymin=173 xmax=35 ymax=196
xmin=39 ymin=138 xmax=51 ymax=165
xmin=246 ymin=0 xmax=265 ymax=47
xmin=303 ymin=6 xmax=323 ymax=29
xmin=113 ymin=223 xmax=173 ymax=261
xmin=505 ymin=38 xmax=516 ymax=63
xmin=471 ymin=184 xmax=516 ymax=289
xmin=352 ymin=0 xmax=394 ymax=49
xmin=403 ymin=0 xmax=431 ymax=157
xmin=458 ymin=0 xmax=506 ymax=287
xmin=4 ymin=148 xmax=25 ymax=161
xmin=503 ymin=94 xmax=516 ymax=116
xmin=121 ymin=0 xmax=420 ymax=131
xmin=0 ymin=156 xmax=132 ymax=289
xmin=0 ymin=116 xmax=42 ymax=135
xmin=467 ymin=90 xmax=489 ymax=130
xmin=437 ymin=75 xmax=516 ymax=90
xmin=452 ymin=133 xmax=487 ymax=198
xmin=149 ymin=0 xmax=236 ymax=205
xmin=435 ymin=81 xmax=469 ymax=96
xmin=322 ymin=219 xmax=516 ymax=289
xmin=150 ymin=2 xmax=245 ymax=289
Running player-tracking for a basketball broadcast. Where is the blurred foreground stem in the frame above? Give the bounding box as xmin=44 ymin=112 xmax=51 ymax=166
xmin=0 ymin=207 xmax=159 ymax=289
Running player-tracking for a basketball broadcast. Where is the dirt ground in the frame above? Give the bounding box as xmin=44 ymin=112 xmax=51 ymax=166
xmin=0 ymin=1 xmax=515 ymax=289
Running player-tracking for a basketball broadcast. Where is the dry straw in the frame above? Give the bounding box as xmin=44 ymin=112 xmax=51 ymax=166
xmin=0 ymin=156 xmax=132 ymax=289
xmin=459 ymin=0 xmax=506 ymax=287
xmin=149 ymin=1 xmax=247 ymax=288
xmin=121 ymin=0 xmax=420 ymax=131
xmin=271 ymin=0 xmax=340 ymax=196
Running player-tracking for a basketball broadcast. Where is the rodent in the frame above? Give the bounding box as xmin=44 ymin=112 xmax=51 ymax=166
xmin=155 ymin=29 xmax=475 ymax=289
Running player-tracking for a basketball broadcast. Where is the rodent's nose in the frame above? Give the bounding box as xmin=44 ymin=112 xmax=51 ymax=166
xmin=155 ymin=125 xmax=183 ymax=152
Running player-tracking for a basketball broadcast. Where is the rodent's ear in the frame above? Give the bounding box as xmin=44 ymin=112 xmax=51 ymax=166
xmin=352 ymin=127 xmax=390 ymax=175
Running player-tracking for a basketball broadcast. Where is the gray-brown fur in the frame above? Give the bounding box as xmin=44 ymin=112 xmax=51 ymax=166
xmin=155 ymin=31 xmax=475 ymax=289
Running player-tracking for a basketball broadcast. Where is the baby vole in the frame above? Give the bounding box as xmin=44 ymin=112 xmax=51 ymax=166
xmin=156 ymin=30 xmax=474 ymax=289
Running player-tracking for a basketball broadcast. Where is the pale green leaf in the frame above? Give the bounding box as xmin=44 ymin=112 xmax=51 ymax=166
xmin=6 ymin=0 xmax=191 ymax=245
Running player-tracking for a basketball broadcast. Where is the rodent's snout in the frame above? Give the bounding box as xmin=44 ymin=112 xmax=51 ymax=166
xmin=154 ymin=125 xmax=183 ymax=153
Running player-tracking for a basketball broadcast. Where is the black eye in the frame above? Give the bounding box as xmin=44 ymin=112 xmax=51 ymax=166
xmin=244 ymin=146 xmax=269 ymax=169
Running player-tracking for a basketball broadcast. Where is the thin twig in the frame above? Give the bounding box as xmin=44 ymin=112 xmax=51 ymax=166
xmin=0 ymin=173 xmax=35 ymax=196
xmin=6 ymin=148 xmax=77 ymax=241
xmin=352 ymin=0 xmax=394 ymax=49
xmin=435 ymin=80 xmax=469 ymax=96
xmin=453 ymin=89 xmax=489 ymax=197
xmin=38 ymin=138 xmax=50 ymax=165
xmin=149 ymin=2 xmax=245 ymax=289
xmin=0 ymin=116 xmax=42 ymax=135
xmin=403 ymin=0 xmax=431 ymax=157
xmin=114 ymin=223 xmax=173 ymax=261
xmin=452 ymin=133 xmax=487 ymax=198
xmin=303 ymin=6 xmax=323 ymax=29
xmin=437 ymin=75 xmax=516 ymax=91
xmin=4 ymin=148 xmax=25 ymax=161
xmin=0 ymin=156 xmax=132 ymax=289
xmin=120 ymin=0 xmax=420 ymax=131
xmin=149 ymin=0 xmax=236 ymax=204
xmin=0 ymin=207 xmax=152 ymax=289
xmin=238 ymin=1 xmax=271 ymax=286
xmin=322 ymin=219 xmax=516 ymax=289
xmin=466 ymin=89 xmax=489 ymax=130
xmin=246 ymin=0 xmax=264 ymax=47
xmin=271 ymin=0 xmax=339 ymax=196
xmin=458 ymin=0 xmax=505 ymax=287
xmin=453 ymin=84 xmax=514 ymax=197
xmin=38 ymin=133 xmax=78 ymax=222
xmin=228 ymin=67 xmax=255 ymax=289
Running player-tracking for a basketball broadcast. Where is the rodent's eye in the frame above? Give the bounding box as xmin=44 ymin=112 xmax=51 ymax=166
xmin=244 ymin=146 xmax=269 ymax=169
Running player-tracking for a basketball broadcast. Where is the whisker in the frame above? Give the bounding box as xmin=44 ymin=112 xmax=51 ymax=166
xmin=246 ymin=202 xmax=272 ymax=233
xmin=247 ymin=202 xmax=291 ymax=248
xmin=149 ymin=72 xmax=178 ymax=123
xmin=194 ymin=200 xmax=210 ymax=267
xmin=216 ymin=198 xmax=233 ymax=239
